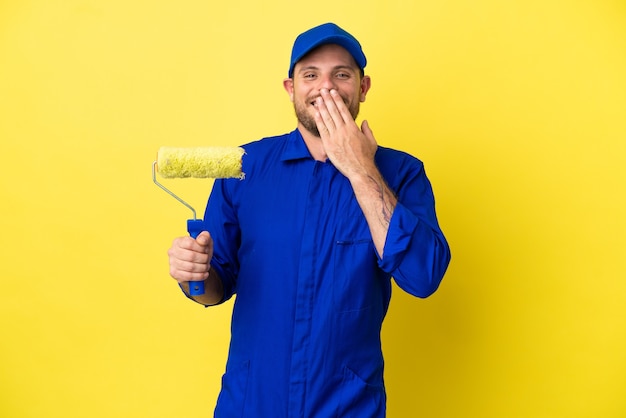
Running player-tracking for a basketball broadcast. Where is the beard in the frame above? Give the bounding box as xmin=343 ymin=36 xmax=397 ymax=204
xmin=294 ymin=94 xmax=360 ymax=137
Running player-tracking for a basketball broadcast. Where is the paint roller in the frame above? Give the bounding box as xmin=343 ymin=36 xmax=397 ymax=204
xmin=153 ymin=146 xmax=245 ymax=296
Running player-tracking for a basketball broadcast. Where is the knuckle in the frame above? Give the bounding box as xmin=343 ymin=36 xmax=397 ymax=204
xmin=169 ymin=264 xmax=182 ymax=280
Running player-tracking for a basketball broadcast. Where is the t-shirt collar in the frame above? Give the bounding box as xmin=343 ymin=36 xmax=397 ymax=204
xmin=281 ymin=128 xmax=314 ymax=161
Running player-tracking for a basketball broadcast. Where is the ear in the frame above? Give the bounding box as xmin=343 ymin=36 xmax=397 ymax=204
xmin=283 ymin=78 xmax=295 ymax=102
xmin=359 ymin=75 xmax=371 ymax=103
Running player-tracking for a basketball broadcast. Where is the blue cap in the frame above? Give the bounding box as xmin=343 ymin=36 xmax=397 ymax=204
xmin=288 ymin=23 xmax=367 ymax=77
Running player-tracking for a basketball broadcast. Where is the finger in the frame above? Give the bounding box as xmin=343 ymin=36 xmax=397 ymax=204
xmin=195 ymin=231 xmax=213 ymax=252
xmin=315 ymin=94 xmax=336 ymax=132
xmin=171 ymin=256 xmax=210 ymax=273
xmin=177 ymin=233 xmax=211 ymax=254
xmin=319 ymin=89 xmax=345 ymax=126
xmin=168 ymin=248 xmax=210 ymax=278
xmin=328 ymin=89 xmax=353 ymax=124
xmin=168 ymin=250 xmax=210 ymax=282
xmin=361 ymin=120 xmax=375 ymax=141
xmin=170 ymin=264 xmax=210 ymax=283
xmin=196 ymin=231 xmax=209 ymax=245
xmin=168 ymin=245 xmax=210 ymax=264
xmin=314 ymin=98 xmax=335 ymax=137
xmin=314 ymin=111 xmax=328 ymax=138
xmin=170 ymin=237 xmax=210 ymax=261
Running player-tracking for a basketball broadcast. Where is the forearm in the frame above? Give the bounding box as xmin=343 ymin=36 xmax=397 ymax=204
xmin=349 ymin=168 xmax=398 ymax=256
xmin=179 ymin=268 xmax=225 ymax=306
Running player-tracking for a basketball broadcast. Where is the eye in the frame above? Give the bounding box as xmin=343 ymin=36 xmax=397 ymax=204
xmin=336 ymin=72 xmax=351 ymax=79
xmin=303 ymin=73 xmax=317 ymax=79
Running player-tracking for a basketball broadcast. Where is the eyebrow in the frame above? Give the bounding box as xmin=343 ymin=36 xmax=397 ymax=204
xmin=297 ymin=65 xmax=357 ymax=74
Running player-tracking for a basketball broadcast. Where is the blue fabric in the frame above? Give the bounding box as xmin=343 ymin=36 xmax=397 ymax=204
xmin=203 ymin=129 xmax=450 ymax=417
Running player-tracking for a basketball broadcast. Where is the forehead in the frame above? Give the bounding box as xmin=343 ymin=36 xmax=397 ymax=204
xmin=295 ymin=44 xmax=359 ymax=71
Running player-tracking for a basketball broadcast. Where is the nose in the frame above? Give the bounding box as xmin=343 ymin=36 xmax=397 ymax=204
xmin=318 ymin=73 xmax=336 ymax=91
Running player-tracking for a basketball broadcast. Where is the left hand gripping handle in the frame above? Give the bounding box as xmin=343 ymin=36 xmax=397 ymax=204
xmin=187 ymin=219 xmax=206 ymax=296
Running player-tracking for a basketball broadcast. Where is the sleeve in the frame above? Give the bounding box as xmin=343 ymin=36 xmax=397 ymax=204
xmin=202 ymin=177 xmax=241 ymax=304
xmin=378 ymin=160 xmax=451 ymax=298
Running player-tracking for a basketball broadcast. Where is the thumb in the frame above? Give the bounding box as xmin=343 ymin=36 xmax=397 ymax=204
xmin=195 ymin=231 xmax=211 ymax=246
xmin=361 ymin=120 xmax=375 ymax=142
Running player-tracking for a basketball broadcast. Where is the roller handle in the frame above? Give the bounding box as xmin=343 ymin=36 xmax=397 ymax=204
xmin=187 ymin=219 xmax=206 ymax=296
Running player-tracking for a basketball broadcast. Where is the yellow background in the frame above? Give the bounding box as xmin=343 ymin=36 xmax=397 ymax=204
xmin=1 ymin=0 xmax=625 ymax=417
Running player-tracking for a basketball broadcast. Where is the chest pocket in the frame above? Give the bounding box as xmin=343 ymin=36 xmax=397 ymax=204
xmin=333 ymin=233 xmax=382 ymax=313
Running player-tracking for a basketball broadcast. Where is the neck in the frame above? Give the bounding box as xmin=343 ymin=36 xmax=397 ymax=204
xmin=297 ymin=125 xmax=328 ymax=162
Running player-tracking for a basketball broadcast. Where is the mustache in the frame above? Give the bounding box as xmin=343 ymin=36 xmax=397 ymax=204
xmin=306 ymin=93 xmax=349 ymax=106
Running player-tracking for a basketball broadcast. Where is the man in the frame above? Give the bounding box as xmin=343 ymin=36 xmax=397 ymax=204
xmin=168 ymin=22 xmax=451 ymax=417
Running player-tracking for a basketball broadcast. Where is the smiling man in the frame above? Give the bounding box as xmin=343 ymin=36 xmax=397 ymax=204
xmin=167 ymin=23 xmax=451 ymax=417
xmin=285 ymin=42 xmax=368 ymax=138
